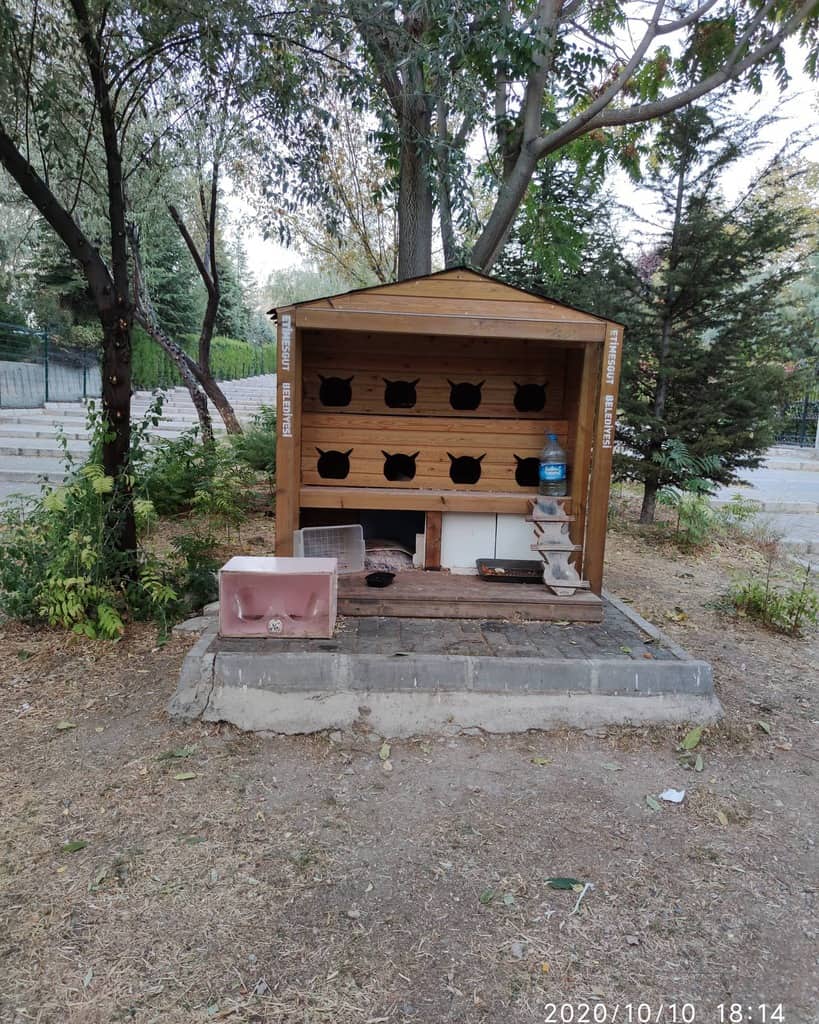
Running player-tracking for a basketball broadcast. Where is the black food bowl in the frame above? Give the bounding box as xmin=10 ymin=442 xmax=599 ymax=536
xmin=365 ymin=571 xmax=395 ymax=588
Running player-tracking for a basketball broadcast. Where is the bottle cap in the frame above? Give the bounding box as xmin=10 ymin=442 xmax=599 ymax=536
xmin=548 ymin=433 xmax=557 ymax=442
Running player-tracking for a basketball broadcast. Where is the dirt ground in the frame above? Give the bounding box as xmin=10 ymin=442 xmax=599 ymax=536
xmin=1 ymin=514 xmax=816 ymax=1024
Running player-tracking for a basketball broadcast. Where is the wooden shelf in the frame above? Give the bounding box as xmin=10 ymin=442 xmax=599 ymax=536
xmin=300 ymin=485 xmax=572 ymax=515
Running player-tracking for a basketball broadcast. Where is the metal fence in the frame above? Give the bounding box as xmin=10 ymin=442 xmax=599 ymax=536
xmin=0 ymin=321 xmax=275 ymax=408
xmin=775 ymin=374 xmax=819 ymax=448
xmin=0 ymin=322 xmax=100 ymax=407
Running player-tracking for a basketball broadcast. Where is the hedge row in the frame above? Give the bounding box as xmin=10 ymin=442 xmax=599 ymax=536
xmin=131 ymin=328 xmax=276 ymax=389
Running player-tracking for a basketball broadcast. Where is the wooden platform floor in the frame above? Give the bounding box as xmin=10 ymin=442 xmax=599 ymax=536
xmin=338 ymin=570 xmax=603 ymax=622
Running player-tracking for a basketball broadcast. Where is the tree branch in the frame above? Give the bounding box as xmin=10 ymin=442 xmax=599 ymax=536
xmin=0 ymin=118 xmax=112 ymax=300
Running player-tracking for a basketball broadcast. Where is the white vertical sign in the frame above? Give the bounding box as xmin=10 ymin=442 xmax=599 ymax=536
xmin=601 ymin=326 xmax=620 ymax=450
xmin=281 ymin=313 xmax=292 ymax=372
xmin=281 ymin=382 xmax=292 ymax=438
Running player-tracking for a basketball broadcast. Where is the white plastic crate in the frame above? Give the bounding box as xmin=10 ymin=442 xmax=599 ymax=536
xmin=293 ymin=524 xmax=365 ymax=574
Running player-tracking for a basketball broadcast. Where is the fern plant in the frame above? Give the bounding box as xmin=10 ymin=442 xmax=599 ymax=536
xmin=0 ymin=400 xmax=231 ymax=639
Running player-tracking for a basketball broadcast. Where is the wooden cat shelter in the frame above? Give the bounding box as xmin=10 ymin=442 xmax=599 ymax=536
xmin=272 ymin=268 xmax=623 ymax=622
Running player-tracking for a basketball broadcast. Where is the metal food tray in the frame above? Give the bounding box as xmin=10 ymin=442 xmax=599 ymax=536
xmin=476 ymin=558 xmax=543 ymax=584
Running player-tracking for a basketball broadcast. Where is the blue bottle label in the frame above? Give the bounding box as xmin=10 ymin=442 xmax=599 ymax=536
xmin=539 ymin=462 xmax=566 ymax=482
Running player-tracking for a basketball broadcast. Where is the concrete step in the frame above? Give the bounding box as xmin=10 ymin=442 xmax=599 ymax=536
xmin=0 ymin=442 xmax=90 ymax=458
xmin=763 ymin=458 xmax=819 ymax=472
xmin=713 ymin=497 xmax=819 ymax=513
xmin=0 ymin=481 xmax=42 ymax=503
xmin=0 ymin=456 xmax=67 ymax=483
xmin=781 ymin=538 xmax=819 ymax=555
xmin=768 ymin=445 xmax=819 ymax=460
xmin=0 ymin=425 xmax=199 ymax=441
xmin=0 ymin=414 xmax=218 ymax=432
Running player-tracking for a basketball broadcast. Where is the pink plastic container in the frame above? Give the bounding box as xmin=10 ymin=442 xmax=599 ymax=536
xmin=218 ymin=556 xmax=338 ymax=639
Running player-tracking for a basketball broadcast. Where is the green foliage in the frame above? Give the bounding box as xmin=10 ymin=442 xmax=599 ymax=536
xmin=654 ymin=439 xmax=723 ymax=497
xmin=137 ymin=428 xmax=220 ymax=516
xmin=264 ymin=264 xmax=351 ymax=309
xmin=729 ymin=565 xmax=818 ymax=637
xmin=0 ymin=398 xmax=255 ymax=638
xmin=577 ymin=105 xmax=808 ymax=518
xmin=137 ymin=203 xmax=205 ymax=338
xmin=230 ymin=404 xmax=277 ymax=476
xmin=191 ymin=447 xmax=257 ymax=540
xmin=715 ymin=493 xmax=763 ymax=533
xmin=130 ymin=327 xmax=275 ymax=390
xmin=169 ymin=533 xmax=220 ymax=611
xmin=0 ymin=472 xmax=152 ymax=640
xmin=495 ymin=154 xmax=607 ymax=295
xmin=657 ymin=491 xmax=718 ymax=550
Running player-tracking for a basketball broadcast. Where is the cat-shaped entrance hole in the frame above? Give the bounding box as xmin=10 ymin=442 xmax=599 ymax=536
xmin=513 ymin=381 xmax=546 ymax=413
xmin=447 ymin=379 xmax=485 ymax=411
xmin=318 ymin=375 xmax=353 ymax=407
xmin=513 ymin=454 xmax=540 ymax=487
xmin=447 ymin=452 xmax=486 ymax=485
xmin=383 ymin=378 xmax=419 ymax=409
xmin=316 ymin=448 xmax=352 ymax=479
xmin=382 ymin=451 xmax=419 ymax=482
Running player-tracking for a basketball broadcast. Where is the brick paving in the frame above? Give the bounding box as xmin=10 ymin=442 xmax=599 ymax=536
xmin=214 ymin=597 xmax=678 ymax=662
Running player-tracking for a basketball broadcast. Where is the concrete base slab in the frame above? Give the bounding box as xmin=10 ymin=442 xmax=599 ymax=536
xmin=169 ymin=597 xmax=719 ymax=736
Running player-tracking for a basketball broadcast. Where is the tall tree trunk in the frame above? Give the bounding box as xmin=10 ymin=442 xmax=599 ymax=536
xmin=99 ymin=308 xmax=136 ymax=553
xmin=196 ymin=369 xmax=242 ymax=434
xmin=168 ymin=197 xmax=243 ymax=434
xmin=70 ymin=0 xmax=136 ymax=558
xmin=639 ymin=479 xmax=659 ymax=524
xmin=397 ymin=89 xmax=433 ymax=281
xmin=470 ymin=149 xmax=537 ymax=272
xmin=436 ymin=99 xmax=458 ymax=269
xmin=135 ymin=313 xmax=214 ymax=443
xmin=128 ymin=221 xmax=214 ymax=443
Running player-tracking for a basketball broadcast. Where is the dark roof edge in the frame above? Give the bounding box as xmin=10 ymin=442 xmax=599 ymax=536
xmin=267 ymin=265 xmax=625 ymax=328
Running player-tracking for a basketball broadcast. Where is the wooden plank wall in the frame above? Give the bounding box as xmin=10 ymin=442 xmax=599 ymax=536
xmin=302 ymin=412 xmax=568 ymax=493
xmin=299 ymin=331 xmax=575 ymax=500
xmin=302 ymin=332 xmax=567 ymax=419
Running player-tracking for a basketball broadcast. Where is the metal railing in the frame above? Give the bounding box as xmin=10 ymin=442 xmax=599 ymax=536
xmin=775 ymin=373 xmax=819 ymax=449
xmin=0 ymin=320 xmax=276 ymax=408
xmin=0 ymin=322 xmax=101 ymax=407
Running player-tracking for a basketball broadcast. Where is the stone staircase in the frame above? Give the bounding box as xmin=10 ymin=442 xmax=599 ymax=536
xmin=0 ymin=374 xmax=276 ymax=500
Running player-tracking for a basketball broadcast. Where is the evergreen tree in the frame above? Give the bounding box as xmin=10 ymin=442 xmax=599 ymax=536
xmin=27 ymin=223 xmax=97 ymax=336
xmin=214 ymin=235 xmax=251 ymax=340
xmin=495 ymin=152 xmax=608 ymax=297
xmin=580 ymin=107 xmax=808 ymax=523
xmin=138 ymin=205 xmax=204 ymax=338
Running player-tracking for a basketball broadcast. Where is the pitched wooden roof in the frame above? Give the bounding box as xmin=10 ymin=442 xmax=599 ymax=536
xmin=271 ymin=268 xmax=620 ymax=342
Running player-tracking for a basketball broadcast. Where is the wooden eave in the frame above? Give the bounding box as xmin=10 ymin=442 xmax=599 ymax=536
xmin=270 ymin=267 xmax=621 ymax=337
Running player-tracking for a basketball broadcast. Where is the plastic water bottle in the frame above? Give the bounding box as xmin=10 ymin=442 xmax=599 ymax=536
xmin=538 ymin=432 xmax=567 ymax=496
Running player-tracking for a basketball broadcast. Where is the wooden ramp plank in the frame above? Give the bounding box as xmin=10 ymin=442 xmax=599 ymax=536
xmin=338 ymin=570 xmax=603 ymax=622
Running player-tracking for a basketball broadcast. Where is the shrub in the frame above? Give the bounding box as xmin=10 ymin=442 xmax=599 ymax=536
xmin=0 ymin=400 xmax=252 ymax=638
xmin=714 ymin=493 xmax=763 ymax=534
xmin=138 ymin=429 xmax=220 ymax=516
xmin=657 ymin=491 xmax=718 ymax=549
xmin=230 ymin=404 xmax=276 ymax=476
xmin=729 ymin=564 xmax=818 ymax=636
xmin=191 ymin=445 xmax=257 ymax=540
xmin=0 ymin=471 xmax=168 ymax=639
